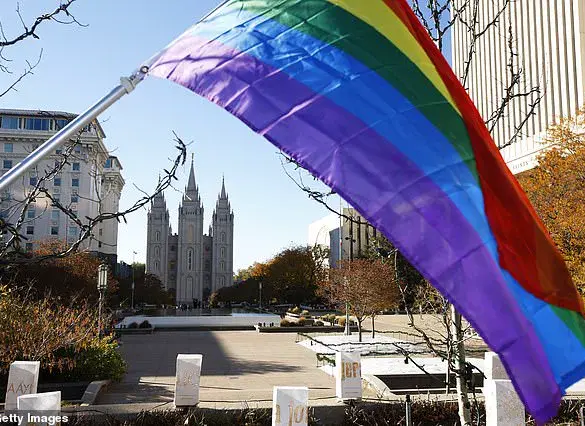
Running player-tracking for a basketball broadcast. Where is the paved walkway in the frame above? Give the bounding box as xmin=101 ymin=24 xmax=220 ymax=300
xmin=98 ymin=315 xmax=487 ymax=408
xmin=98 ymin=331 xmax=339 ymax=408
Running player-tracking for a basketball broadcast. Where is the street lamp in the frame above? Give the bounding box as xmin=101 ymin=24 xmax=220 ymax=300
xmin=259 ymin=281 xmax=263 ymax=311
xmin=131 ymin=251 xmax=137 ymax=310
xmin=97 ymin=263 xmax=108 ymax=337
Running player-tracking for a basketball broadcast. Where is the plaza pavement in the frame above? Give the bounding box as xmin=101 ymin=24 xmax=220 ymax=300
xmin=96 ymin=315 xmax=487 ymax=409
xmin=97 ymin=330 xmax=341 ymax=409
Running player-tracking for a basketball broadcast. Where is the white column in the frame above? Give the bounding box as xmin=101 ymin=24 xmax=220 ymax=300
xmin=272 ymin=386 xmax=309 ymax=426
xmin=483 ymin=352 xmax=524 ymax=426
xmin=4 ymin=361 xmax=40 ymax=411
xmin=174 ymin=354 xmax=203 ymax=407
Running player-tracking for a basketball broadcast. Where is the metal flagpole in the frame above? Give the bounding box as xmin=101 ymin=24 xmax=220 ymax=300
xmin=0 ymin=1 xmax=235 ymax=193
xmin=0 ymin=68 xmax=148 ymax=192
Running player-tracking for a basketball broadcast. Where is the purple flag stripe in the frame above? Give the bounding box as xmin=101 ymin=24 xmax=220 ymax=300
xmin=149 ymin=34 xmax=559 ymax=417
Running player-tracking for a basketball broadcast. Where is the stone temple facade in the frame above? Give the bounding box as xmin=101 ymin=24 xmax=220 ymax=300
xmin=146 ymin=160 xmax=234 ymax=305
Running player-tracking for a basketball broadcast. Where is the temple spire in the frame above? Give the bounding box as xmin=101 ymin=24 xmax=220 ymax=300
xmin=220 ymin=174 xmax=227 ymax=199
xmin=184 ymin=154 xmax=199 ymax=202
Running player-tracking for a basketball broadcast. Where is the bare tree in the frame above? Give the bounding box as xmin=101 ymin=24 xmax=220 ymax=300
xmin=0 ymin=1 xmax=85 ymax=98
xmin=0 ymin=3 xmax=188 ymax=266
xmin=319 ymin=259 xmax=399 ymax=342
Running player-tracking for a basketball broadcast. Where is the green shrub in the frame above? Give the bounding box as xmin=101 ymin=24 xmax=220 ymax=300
xmin=127 ymin=322 xmax=138 ymax=329
xmin=297 ymin=317 xmax=306 ymax=326
xmin=47 ymin=337 xmax=126 ymax=383
xmin=314 ymin=320 xmax=324 ymax=326
xmin=291 ymin=306 xmax=301 ymax=314
xmin=138 ymin=320 xmax=151 ymax=329
xmin=74 ymin=337 xmax=126 ymax=382
xmin=280 ymin=319 xmax=291 ymax=327
xmin=336 ymin=316 xmax=346 ymax=327
xmin=301 ymin=309 xmax=310 ymax=317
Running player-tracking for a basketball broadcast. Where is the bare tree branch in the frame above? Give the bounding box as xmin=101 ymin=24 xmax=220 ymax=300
xmin=0 ymin=1 xmax=84 ymax=48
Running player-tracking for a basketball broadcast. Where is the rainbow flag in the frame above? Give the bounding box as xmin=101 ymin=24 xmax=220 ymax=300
xmin=148 ymin=0 xmax=585 ymax=421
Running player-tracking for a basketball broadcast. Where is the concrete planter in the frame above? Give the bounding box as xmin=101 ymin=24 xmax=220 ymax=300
xmin=116 ymin=327 xmax=155 ymax=335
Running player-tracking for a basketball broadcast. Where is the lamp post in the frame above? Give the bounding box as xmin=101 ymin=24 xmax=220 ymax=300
xmin=97 ymin=263 xmax=108 ymax=337
xmin=131 ymin=251 xmax=137 ymax=310
xmin=344 ymin=233 xmax=356 ymax=336
xmin=259 ymin=281 xmax=263 ymax=311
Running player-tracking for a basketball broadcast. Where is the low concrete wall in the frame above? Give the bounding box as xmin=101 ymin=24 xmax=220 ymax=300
xmin=117 ymin=314 xmax=281 ymax=329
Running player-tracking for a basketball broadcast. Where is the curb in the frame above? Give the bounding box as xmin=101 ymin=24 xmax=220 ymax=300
xmin=80 ymin=380 xmax=111 ymax=406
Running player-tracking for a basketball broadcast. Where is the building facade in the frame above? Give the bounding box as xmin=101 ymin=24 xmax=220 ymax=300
xmin=146 ymin=160 xmax=234 ymax=305
xmin=451 ymin=0 xmax=585 ymax=173
xmin=308 ymin=207 xmax=378 ymax=267
xmin=0 ymin=109 xmax=124 ymax=263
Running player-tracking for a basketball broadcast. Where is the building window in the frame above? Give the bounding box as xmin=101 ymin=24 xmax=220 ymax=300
xmin=25 ymin=243 xmax=33 ymax=252
xmin=54 ymin=119 xmax=68 ymax=130
xmin=50 ymin=226 xmax=59 ymax=235
xmin=155 ymin=261 xmax=159 ymax=271
xmin=51 ymin=210 xmax=59 ymax=220
xmin=74 ymin=145 xmax=81 ymax=154
xmin=156 ymin=231 xmax=160 ymax=242
xmin=72 ymin=178 xmax=79 ymax=187
xmin=54 ymin=177 xmax=61 ymax=186
xmin=1 ymin=190 xmax=11 ymax=201
xmin=99 ymin=228 xmax=103 ymax=237
xmin=72 ymin=162 xmax=80 ymax=171
xmin=26 ymin=226 xmax=34 ymax=235
xmin=68 ymin=226 xmax=78 ymax=237
xmin=56 ymin=148 xmax=62 ymax=155
xmin=155 ymin=246 xmax=160 ymax=257
xmin=0 ymin=116 xmax=19 ymax=129
xmin=52 ymin=194 xmax=60 ymax=203
xmin=105 ymin=158 xmax=112 ymax=168
xmin=29 ymin=176 xmax=38 ymax=186
xmin=27 ymin=209 xmax=36 ymax=219
xmin=221 ymin=232 xmax=226 ymax=243
xmin=3 ymin=160 xmax=12 ymax=169
xmin=220 ymin=261 xmax=225 ymax=272
xmin=24 ymin=118 xmax=50 ymax=131
xmin=70 ymin=194 xmax=78 ymax=203
xmin=187 ymin=249 xmax=193 ymax=271
xmin=220 ymin=247 xmax=225 ymax=258
xmin=4 ymin=143 xmax=13 ymax=153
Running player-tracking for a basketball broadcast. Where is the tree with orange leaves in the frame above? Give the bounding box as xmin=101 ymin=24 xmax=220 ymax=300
xmin=518 ymin=109 xmax=585 ymax=292
xmin=319 ymin=259 xmax=399 ymax=342
xmin=6 ymin=239 xmax=117 ymax=302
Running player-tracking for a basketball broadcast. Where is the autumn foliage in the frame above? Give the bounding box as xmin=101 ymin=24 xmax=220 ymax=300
xmin=319 ymin=259 xmax=400 ymax=341
xmin=518 ymin=109 xmax=585 ymax=292
xmin=218 ymin=245 xmax=328 ymax=305
xmin=0 ymin=285 xmax=125 ymax=382
xmin=7 ymin=239 xmax=117 ymax=301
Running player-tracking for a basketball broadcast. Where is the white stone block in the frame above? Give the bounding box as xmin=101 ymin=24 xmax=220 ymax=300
xmin=4 ymin=361 xmax=40 ymax=411
xmin=484 ymin=352 xmax=508 ymax=380
xmin=272 ymin=386 xmax=309 ymax=426
xmin=484 ymin=379 xmax=524 ymax=426
xmin=17 ymin=391 xmax=61 ymax=425
xmin=336 ymin=352 xmax=362 ymax=400
xmin=173 ymin=354 xmax=202 ymax=407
